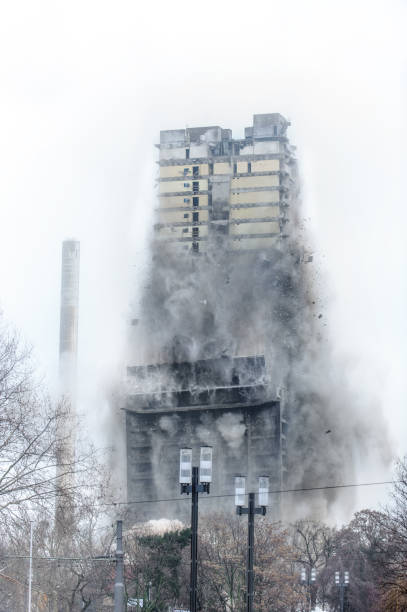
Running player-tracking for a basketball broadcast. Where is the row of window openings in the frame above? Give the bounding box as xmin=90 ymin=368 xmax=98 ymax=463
xmin=183 ymin=212 xmax=199 ymax=221
xmin=183 ymin=163 xmax=252 ymax=177
xmin=183 ymin=226 xmax=199 ymax=237
xmin=183 ymin=197 xmax=199 ymax=206
xmin=183 ymin=181 xmax=200 ymax=193
xmin=183 ymin=166 xmax=200 ymax=177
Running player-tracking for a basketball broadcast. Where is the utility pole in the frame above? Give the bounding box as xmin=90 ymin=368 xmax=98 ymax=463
xmin=114 ymin=520 xmax=124 ymax=612
xmin=28 ymin=521 xmax=33 ymax=612
xmin=179 ymin=447 xmax=212 ymax=612
xmin=235 ymin=477 xmax=269 ymax=612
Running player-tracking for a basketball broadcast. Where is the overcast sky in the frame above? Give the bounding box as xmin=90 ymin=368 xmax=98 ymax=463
xmin=0 ymin=0 xmax=405 ymax=514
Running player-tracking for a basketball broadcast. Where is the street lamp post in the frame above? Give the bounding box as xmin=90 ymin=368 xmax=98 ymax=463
xmin=335 ymin=570 xmax=349 ymax=612
xmin=300 ymin=567 xmax=316 ymax=610
xmin=28 ymin=521 xmax=33 ymax=612
xmin=235 ymin=476 xmax=269 ymax=612
xmin=179 ymin=447 xmax=212 ymax=612
xmin=114 ymin=520 xmax=124 ymax=612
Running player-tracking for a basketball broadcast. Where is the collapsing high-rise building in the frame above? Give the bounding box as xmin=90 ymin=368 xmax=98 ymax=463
xmin=154 ymin=112 xmax=296 ymax=254
xmin=125 ymin=114 xmax=306 ymax=521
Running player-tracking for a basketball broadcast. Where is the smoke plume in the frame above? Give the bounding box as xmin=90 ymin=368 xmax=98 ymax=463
xmin=126 ymin=177 xmax=391 ymax=522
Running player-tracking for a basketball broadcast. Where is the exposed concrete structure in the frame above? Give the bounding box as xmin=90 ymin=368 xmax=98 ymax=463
xmin=126 ymin=356 xmax=285 ymax=521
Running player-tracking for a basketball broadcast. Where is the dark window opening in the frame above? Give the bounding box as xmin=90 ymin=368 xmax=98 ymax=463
xmin=193 ymin=197 xmax=199 ymax=207
xmin=208 ymin=163 xmax=214 ymax=175
xmin=192 ymin=242 xmax=199 ymax=253
xmin=186 ymin=148 xmax=190 ymax=159
xmin=193 ymin=166 xmax=199 ymax=177
xmin=192 ymin=227 xmax=199 ymax=238
xmin=183 ymin=168 xmax=189 ymax=175
xmin=234 ymin=143 xmax=240 ymax=155
xmin=273 ymin=126 xmax=277 ymax=136
xmin=233 ymin=163 xmax=237 ymax=175
xmin=192 ymin=181 xmax=199 ymax=194
xmin=184 ymin=197 xmax=190 ymax=203
xmin=248 ymin=162 xmax=252 ymax=173
xmin=193 ymin=212 xmax=199 ymax=223
xmin=184 ymin=213 xmax=189 ymax=218
xmin=182 ymin=228 xmax=188 ymax=233
xmin=183 ymin=182 xmax=190 ymax=187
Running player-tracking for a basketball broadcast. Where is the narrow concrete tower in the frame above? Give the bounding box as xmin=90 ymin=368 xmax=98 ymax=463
xmin=59 ymin=239 xmax=80 ymax=393
xmin=56 ymin=240 xmax=80 ymax=534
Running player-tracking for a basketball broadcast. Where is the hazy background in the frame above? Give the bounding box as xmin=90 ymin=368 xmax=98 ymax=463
xmin=0 ymin=0 xmax=405 ymax=516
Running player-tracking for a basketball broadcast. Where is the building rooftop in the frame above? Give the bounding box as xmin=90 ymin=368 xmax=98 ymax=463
xmin=159 ymin=114 xmax=289 ymax=147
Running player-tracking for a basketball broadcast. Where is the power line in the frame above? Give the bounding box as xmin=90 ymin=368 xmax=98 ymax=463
xmin=0 ymin=555 xmax=114 ymax=562
xmin=0 ymin=550 xmax=393 ymax=566
xmin=103 ymin=479 xmax=398 ymax=508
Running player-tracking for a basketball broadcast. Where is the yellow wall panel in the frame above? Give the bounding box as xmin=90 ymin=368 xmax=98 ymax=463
xmin=214 ymin=162 xmax=231 ymax=175
xmin=159 ymin=180 xmax=191 ymax=194
xmin=230 ymin=206 xmax=280 ymax=220
xmin=230 ymin=191 xmax=279 ymax=204
xmin=231 ymin=221 xmax=280 ymax=236
xmin=231 ymin=236 xmax=278 ymax=250
xmin=231 ymin=175 xmax=279 ymax=189
xmin=156 ymin=226 xmax=182 ymax=239
xmin=237 ymin=161 xmax=247 ymax=173
xmin=251 ymin=159 xmax=280 ymax=172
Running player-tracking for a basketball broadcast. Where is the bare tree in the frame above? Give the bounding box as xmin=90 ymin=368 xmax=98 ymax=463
xmin=375 ymin=457 xmax=407 ymax=609
xmin=0 ymin=313 xmax=110 ymax=610
xmin=291 ymin=519 xmax=336 ymax=610
xmin=199 ymin=513 xmax=305 ymax=612
xmin=0 ymin=315 xmax=94 ymax=526
xmin=0 ymin=493 xmax=115 ymax=612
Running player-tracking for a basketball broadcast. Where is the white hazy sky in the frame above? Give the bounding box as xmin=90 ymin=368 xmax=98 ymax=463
xmin=0 ymin=0 xmax=406 ymax=514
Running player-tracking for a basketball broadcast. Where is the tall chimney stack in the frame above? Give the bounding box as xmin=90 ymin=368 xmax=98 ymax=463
xmin=59 ymin=239 xmax=80 ymax=393
xmin=55 ymin=240 xmax=80 ymax=535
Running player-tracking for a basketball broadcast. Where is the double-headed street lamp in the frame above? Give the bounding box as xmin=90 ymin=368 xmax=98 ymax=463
xmin=335 ymin=570 xmax=349 ymax=612
xmin=179 ymin=447 xmax=213 ymax=612
xmin=301 ymin=567 xmax=316 ymax=584
xmin=235 ymin=476 xmax=269 ymax=612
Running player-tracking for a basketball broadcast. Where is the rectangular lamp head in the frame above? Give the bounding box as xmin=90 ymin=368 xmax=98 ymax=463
xmin=179 ymin=448 xmax=192 ymax=484
xmin=199 ymin=446 xmax=213 ymax=483
xmin=335 ymin=571 xmax=340 ymax=585
xmin=344 ymin=571 xmax=349 ymax=584
xmin=235 ymin=476 xmax=246 ymax=506
xmin=258 ymin=476 xmax=269 ymax=506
